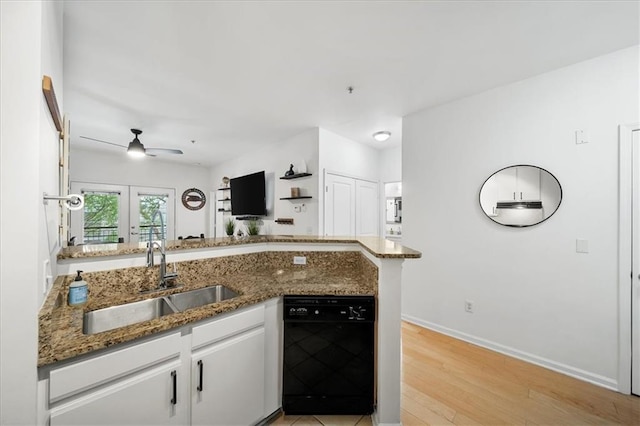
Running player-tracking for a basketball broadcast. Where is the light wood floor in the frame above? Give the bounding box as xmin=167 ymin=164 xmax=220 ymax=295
xmin=273 ymin=321 xmax=639 ymax=425
xmin=401 ymin=321 xmax=640 ymax=425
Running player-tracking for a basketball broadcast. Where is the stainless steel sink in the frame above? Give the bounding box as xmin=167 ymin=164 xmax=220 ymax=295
xmin=83 ymin=285 xmax=239 ymax=335
xmin=83 ymin=297 xmax=178 ymax=335
xmin=167 ymin=285 xmax=239 ymax=312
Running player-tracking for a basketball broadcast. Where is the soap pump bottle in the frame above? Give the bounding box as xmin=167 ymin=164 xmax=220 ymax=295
xmin=68 ymin=270 xmax=88 ymax=306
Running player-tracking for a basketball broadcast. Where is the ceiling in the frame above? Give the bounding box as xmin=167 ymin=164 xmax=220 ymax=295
xmin=64 ymin=1 xmax=639 ymax=166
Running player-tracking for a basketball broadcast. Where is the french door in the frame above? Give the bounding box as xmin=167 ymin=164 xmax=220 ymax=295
xmin=69 ymin=182 xmax=175 ymax=244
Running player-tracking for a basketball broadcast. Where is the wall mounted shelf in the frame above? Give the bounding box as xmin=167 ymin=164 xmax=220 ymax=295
xmin=279 ymin=173 xmax=312 ymax=180
xmin=279 ymin=196 xmax=312 ymax=200
xmin=275 ymin=218 xmax=294 ymax=225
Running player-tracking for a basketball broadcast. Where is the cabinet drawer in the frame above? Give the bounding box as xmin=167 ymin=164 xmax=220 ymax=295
xmin=49 ymin=332 xmax=181 ymax=403
xmin=191 ymin=304 xmax=264 ymax=349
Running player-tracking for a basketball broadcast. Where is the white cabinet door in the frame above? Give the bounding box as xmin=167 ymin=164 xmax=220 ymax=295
xmin=496 ymin=167 xmax=518 ymax=201
xmin=50 ymin=361 xmax=186 ymax=426
xmin=356 ymin=180 xmax=379 ymax=236
xmin=495 ymin=166 xmax=541 ymax=201
xmin=516 ymin=166 xmax=541 ymax=201
xmin=325 ymin=174 xmax=356 ymax=236
xmin=191 ymin=327 xmax=265 ymax=426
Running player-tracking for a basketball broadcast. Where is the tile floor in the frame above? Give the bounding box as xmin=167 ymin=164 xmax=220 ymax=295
xmin=269 ymin=413 xmax=373 ymax=426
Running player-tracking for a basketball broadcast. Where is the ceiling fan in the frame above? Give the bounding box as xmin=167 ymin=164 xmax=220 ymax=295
xmin=80 ymin=129 xmax=183 ymax=157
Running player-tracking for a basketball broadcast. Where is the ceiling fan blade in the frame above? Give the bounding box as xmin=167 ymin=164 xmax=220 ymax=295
xmin=79 ymin=135 xmax=128 ymax=149
xmin=145 ymin=148 xmax=183 ymax=155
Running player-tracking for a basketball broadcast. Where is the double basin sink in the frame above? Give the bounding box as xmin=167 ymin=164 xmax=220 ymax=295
xmin=83 ymin=285 xmax=239 ymax=335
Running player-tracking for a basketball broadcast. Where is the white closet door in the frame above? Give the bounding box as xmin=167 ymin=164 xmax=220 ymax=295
xmin=356 ymin=180 xmax=379 ymax=237
xmin=325 ymin=174 xmax=356 ymax=236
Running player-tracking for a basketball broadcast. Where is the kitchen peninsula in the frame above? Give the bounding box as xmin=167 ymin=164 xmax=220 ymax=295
xmin=39 ymin=236 xmax=420 ymax=426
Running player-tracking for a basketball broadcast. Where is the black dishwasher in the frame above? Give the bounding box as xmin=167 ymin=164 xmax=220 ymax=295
xmin=283 ymin=295 xmax=375 ymax=415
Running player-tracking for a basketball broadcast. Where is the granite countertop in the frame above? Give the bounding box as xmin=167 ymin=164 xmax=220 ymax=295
xmin=39 ymin=251 xmax=379 ymax=367
xmin=57 ymin=235 xmax=422 ymax=260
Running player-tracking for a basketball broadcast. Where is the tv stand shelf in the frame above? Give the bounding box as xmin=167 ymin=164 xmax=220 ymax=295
xmin=279 ymin=173 xmax=312 ymax=180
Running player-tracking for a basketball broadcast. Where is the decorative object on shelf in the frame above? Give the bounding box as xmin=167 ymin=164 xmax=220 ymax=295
xmin=284 ymin=164 xmax=295 ymax=176
xmin=275 ymin=218 xmax=294 ymax=225
xmin=221 ymin=176 xmax=230 ymax=188
xmin=290 ymin=187 xmax=300 ymax=198
xmin=181 ymin=188 xmax=206 ymax=210
xmin=224 ymin=218 xmax=235 ymax=236
xmin=246 ymin=220 xmax=260 ymax=236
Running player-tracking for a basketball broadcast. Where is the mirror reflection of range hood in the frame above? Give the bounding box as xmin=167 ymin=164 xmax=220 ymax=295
xmin=496 ymin=201 xmax=543 ymax=209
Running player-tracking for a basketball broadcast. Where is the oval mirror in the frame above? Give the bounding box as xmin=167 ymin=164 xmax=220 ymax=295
xmin=479 ymin=165 xmax=562 ymax=227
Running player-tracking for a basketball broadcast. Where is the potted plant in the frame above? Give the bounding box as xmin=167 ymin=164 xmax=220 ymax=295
xmin=224 ymin=218 xmax=235 ymax=236
xmin=246 ymin=220 xmax=260 ymax=236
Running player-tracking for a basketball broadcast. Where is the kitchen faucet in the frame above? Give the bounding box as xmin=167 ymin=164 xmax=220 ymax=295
xmin=146 ymin=209 xmax=178 ymax=289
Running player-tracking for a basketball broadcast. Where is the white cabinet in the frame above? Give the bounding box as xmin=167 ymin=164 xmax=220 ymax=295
xmin=42 ymin=299 xmax=282 ymax=426
xmin=496 ymin=166 xmax=541 ymax=201
xmin=47 ymin=332 xmax=187 ymax=426
xmin=51 ymin=360 xmax=185 ymax=426
xmin=190 ymin=303 xmax=267 ymax=426
xmin=191 ymin=328 xmax=265 ymax=426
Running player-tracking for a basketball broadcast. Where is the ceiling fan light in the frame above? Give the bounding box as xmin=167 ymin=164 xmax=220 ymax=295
xmin=127 ymin=139 xmax=146 ymax=158
xmin=373 ymin=131 xmax=391 ymax=142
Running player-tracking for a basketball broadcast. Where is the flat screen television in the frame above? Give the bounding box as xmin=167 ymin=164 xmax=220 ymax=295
xmin=230 ymin=171 xmax=267 ymax=216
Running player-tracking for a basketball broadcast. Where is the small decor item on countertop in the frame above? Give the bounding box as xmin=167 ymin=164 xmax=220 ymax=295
xmin=290 ymin=187 xmax=300 ymax=198
xmin=284 ymin=164 xmax=295 ymax=177
xmin=68 ymin=270 xmax=88 ymax=306
xmin=224 ymin=218 xmax=236 ymax=236
xmin=246 ymin=220 xmax=260 ymax=236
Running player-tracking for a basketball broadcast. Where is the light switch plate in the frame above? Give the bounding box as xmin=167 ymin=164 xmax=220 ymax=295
xmin=575 ymin=130 xmax=589 ymax=144
xmin=576 ymin=239 xmax=589 ymax=253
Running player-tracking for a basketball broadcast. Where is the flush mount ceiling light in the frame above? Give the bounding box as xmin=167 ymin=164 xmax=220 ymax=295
xmin=373 ymin=131 xmax=391 ymax=142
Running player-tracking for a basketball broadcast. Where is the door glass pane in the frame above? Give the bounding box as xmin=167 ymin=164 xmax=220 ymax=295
xmin=138 ymin=195 xmax=168 ymax=243
xmin=83 ymin=192 xmax=120 ymax=244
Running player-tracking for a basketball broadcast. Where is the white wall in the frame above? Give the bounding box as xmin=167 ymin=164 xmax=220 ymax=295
xmin=379 ymin=145 xmax=402 ymax=184
xmin=319 ymin=128 xmax=380 ymax=181
xmin=209 ymin=128 xmax=320 ymax=236
xmin=70 ymin=148 xmax=211 ymax=238
xmin=402 ymin=46 xmax=639 ymax=389
xmin=1 ymin=1 xmax=63 ymax=423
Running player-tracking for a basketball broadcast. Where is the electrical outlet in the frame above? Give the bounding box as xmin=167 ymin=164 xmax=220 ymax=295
xmin=464 ymin=300 xmax=474 ymax=313
xmin=293 ymin=256 xmax=307 ymax=265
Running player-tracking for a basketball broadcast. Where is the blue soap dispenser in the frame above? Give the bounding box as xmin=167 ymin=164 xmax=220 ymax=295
xmin=68 ymin=270 xmax=88 ymax=306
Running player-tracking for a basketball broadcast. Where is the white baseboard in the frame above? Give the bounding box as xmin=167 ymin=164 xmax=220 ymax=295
xmin=401 ymin=314 xmax=618 ymax=392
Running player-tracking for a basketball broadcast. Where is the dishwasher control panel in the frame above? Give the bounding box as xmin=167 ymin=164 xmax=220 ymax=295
xmin=284 ymin=295 xmax=375 ymax=322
